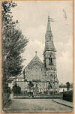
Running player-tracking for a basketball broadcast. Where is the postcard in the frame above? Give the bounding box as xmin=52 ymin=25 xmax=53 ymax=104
xmin=0 ymin=0 xmax=74 ymax=113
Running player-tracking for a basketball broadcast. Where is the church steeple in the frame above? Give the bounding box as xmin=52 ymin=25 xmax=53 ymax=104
xmin=46 ymin=16 xmax=51 ymax=32
xmin=44 ymin=16 xmax=57 ymax=69
xmin=45 ymin=16 xmax=56 ymax=52
xmin=43 ymin=16 xmax=59 ymax=91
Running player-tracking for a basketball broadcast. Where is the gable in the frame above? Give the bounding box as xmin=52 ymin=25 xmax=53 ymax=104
xmin=25 ymin=55 xmax=46 ymax=81
xmin=25 ymin=55 xmax=43 ymax=69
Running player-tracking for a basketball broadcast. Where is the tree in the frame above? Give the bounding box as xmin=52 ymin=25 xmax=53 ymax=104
xmin=2 ymin=1 xmax=28 ymax=92
xmin=28 ymin=81 xmax=34 ymax=92
xmin=2 ymin=2 xmax=28 ymax=108
xmin=48 ymin=82 xmax=52 ymax=89
xmin=12 ymin=84 xmax=21 ymax=94
xmin=66 ymin=82 xmax=70 ymax=91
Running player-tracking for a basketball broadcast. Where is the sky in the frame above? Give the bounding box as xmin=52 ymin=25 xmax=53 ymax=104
xmin=11 ymin=1 xmax=73 ymax=84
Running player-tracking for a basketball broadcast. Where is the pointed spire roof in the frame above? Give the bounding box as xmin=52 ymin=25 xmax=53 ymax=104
xmin=46 ymin=16 xmax=53 ymax=40
xmin=45 ymin=16 xmax=56 ymax=52
xmin=46 ymin=16 xmax=51 ymax=32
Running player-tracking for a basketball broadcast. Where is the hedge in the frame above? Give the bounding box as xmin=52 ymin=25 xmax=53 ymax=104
xmin=63 ymin=90 xmax=73 ymax=102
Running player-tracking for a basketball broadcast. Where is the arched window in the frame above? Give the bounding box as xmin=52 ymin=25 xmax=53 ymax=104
xmin=49 ymin=57 xmax=53 ymax=65
xmin=51 ymin=58 xmax=52 ymax=63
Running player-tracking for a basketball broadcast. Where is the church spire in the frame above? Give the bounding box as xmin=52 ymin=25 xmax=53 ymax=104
xmin=46 ymin=16 xmax=51 ymax=32
xmin=46 ymin=16 xmax=52 ymax=40
xmin=45 ymin=16 xmax=56 ymax=52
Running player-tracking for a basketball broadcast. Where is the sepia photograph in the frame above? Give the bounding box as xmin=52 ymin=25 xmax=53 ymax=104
xmin=2 ymin=0 xmax=73 ymax=113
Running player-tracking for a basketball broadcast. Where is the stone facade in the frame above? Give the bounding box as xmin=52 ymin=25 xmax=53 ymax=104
xmin=43 ymin=16 xmax=59 ymax=92
xmin=16 ymin=16 xmax=59 ymax=95
xmin=25 ymin=55 xmax=46 ymax=81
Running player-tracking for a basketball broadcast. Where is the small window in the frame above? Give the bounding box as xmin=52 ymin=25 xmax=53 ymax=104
xmin=49 ymin=58 xmax=53 ymax=65
xmin=51 ymin=58 xmax=52 ymax=63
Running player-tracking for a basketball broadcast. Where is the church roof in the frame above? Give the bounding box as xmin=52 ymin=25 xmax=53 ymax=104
xmin=25 ymin=52 xmax=43 ymax=69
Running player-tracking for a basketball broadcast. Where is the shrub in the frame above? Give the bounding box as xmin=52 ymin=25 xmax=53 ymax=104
xmin=63 ymin=90 xmax=73 ymax=102
xmin=12 ymin=84 xmax=21 ymax=94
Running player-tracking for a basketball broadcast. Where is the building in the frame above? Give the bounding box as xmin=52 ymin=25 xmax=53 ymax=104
xmin=15 ymin=16 xmax=59 ymax=95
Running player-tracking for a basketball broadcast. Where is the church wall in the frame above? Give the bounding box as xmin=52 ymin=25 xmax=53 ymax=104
xmin=25 ymin=64 xmax=45 ymax=81
xmin=16 ymin=81 xmax=50 ymax=93
xmin=52 ymin=59 xmax=56 ymax=66
xmin=46 ymin=59 xmax=50 ymax=69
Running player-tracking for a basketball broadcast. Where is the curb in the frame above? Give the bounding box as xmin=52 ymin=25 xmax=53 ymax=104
xmin=52 ymin=100 xmax=73 ymax=108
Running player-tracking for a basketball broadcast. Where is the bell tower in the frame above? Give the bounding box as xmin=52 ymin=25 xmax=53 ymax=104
xmin=44 ymin=16 xmax=59 ymax=92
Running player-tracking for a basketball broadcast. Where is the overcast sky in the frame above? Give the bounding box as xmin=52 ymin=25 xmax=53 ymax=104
xmin=11 ymin=1 xmax=73 ymax=84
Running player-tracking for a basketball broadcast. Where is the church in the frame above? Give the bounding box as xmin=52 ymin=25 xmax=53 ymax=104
xmin=15 ymin=16 xmax=59 ymax=95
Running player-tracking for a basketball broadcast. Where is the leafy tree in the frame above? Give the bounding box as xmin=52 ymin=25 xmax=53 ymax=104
xmin=48 ymin=82 xmax=52 ymax=89
xmin=28 ymin=81 xmax=34 ymax=92
xmin=2 ymin=1 xmax=28 ymax=92
xmin=12 ymin=84 xmax=21 ymax=94
xmin=66 ymin=82 xmax=70 ymax=91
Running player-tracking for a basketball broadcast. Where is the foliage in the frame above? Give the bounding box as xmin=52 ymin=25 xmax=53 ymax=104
xmin=23 ymin=69 xmax=26 ymax=80
xmin=2 ymin=1 xmax=28 ymax=90
xmin=59 ymin=85 xmax=67 ymax=88
xmin=66 ymin=82 xmax=70 ymax=91
xmin=48 ymin=82 xmax=52 ymax=89
xmin=5 ymin=86 xmax=11 ymax=94
xmin=12 ymin=83 xmax=21 ymax=94
xmin=28 ymin=81 xmax=34 ymax=88
xmin=28 ymin=81 xmax=34 ymax=92
xmin=2 ymin=1 xmax=28 ymax=108
xmin=3 ymin=93 xmax=11 ymax=108
xmin=63 ymin=90 xmax=73 ymax=102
